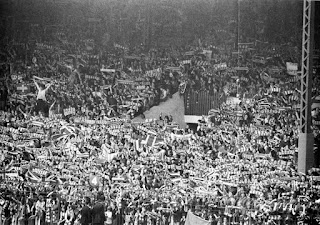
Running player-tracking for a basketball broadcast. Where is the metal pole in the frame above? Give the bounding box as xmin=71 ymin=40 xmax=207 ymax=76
xmin=237 ymin=0 xmax=241 ymax=98
xmin=237 ymin=0 xmax=240 ymax=67
xmin=298 ymin=0 xmax=315 ymax=173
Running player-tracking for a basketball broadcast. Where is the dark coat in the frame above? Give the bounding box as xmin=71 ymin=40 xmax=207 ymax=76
xmin=91 ymin=202 xmax=105 ymax=225
xmin=80 ymin=205 xmax=92 ymax=225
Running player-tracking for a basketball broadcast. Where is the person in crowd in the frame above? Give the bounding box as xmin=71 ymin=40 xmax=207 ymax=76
xmin=91 ymin=194 xmax=105 ymax=225
xmin=0 ymin=83 xmax=8 ymax=111
xmin=33 ymin=78 xmax=53 ymax=117
xmin=80 ymin=197 xmax=91 ymax=225
xmin=64 ymin=205 xmax=74 ymax=225
xmin=35 ymin=196 xmax=45 ymax=225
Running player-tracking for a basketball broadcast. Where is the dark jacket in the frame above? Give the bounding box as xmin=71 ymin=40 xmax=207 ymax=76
xmin=91 ymin=202 xmax=105 ymax=225
xmin=80 ymin=205 xmax=92 ymax=225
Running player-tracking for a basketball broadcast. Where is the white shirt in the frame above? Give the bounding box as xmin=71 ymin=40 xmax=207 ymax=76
xmin=37 ymin=89 xmax=47 ymax=101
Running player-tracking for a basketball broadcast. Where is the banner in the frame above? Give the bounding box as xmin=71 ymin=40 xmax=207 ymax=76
xmin=286 ymin=62 xmax=298 ymax=76
xmin=101 ymin=68 xmax=116 ymax=73
xmin=184 ymin=211 xmax=210 ymax=225
xmin=213 ymin=62 xmax=227 ymax=70
xmin=226 ymin=97 xmax=241 ymax=106
xmin=170 ymin=133 xmax=191 ymax=141
xmin=233 ymin=67 xmax=249 ymax=72
xmin=117 ymin=80 xmax=134 ymax=85
xmin=165 ymin=66 xmax=181 ymax=71
xmin=145 ymin=68 xmax=162 ymax=78
xmin=184 ymin=51 xmax=195 ymax=56
xmin=64 ymin=107 xmax=76 ymax=116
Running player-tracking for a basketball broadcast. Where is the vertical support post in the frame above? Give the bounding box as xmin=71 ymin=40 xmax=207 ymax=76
xmin=298 ymin=0 xmax=315 ymax=173
xmin=235 ymin=0 xmax=240 ymax=53
xmin=143 ymin=0 xmax=151 ymax=50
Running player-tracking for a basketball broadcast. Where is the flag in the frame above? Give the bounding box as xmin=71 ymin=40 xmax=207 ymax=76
xmin=184 ymin=211 xmax=210 ymax=225
xmin=142 ymin=133 xmax=163 ymax=147
xmin=25 ymin=170 xmax=42 ymax=182
xmin=286 ymin=62 xmax=298 ymax=76
xmin=16 ymin=84 xmax=30 ymax=94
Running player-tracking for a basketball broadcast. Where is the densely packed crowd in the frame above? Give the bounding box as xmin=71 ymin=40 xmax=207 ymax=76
xmin=1 ymin=16 xmax=320 ymax=225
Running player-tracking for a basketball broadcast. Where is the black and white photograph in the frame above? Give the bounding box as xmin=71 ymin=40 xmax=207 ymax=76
xmin=0 ymin=0 xmax=320 ymax=224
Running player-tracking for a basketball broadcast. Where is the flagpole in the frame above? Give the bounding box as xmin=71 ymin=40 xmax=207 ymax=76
xmin=237 ymin=0 xmax=241 ymax=98
xmin=237 ymin=0 xmax=240 ymax=67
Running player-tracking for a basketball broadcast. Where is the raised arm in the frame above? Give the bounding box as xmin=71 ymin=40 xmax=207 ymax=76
xmin=45 ymin=82 xmax=53 ymax=91
xmin=49 ymin=100 xmax=56 ymax=111
xmin=33 ymin=78 xmax=40 ymax=91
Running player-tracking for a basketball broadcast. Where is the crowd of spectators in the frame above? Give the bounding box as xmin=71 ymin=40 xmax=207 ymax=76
xmin=1 ymin=14 xmax=320 ymax=225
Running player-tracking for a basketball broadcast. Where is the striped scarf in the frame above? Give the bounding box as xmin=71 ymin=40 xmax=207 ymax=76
xmin=181 ymin=60 xmax=191 ymax=65
xmin=194 ymin=60 xmax=209 ymax=66
xmin=288 ymin=95 xmax=299 ymax=101
xmin=270 ymin=86 xmax=280 ymax=93
xmin=284 ymin=90 xmax=294 ymax=95
xmin=45 ymin=201 xmax=52 ymax=223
